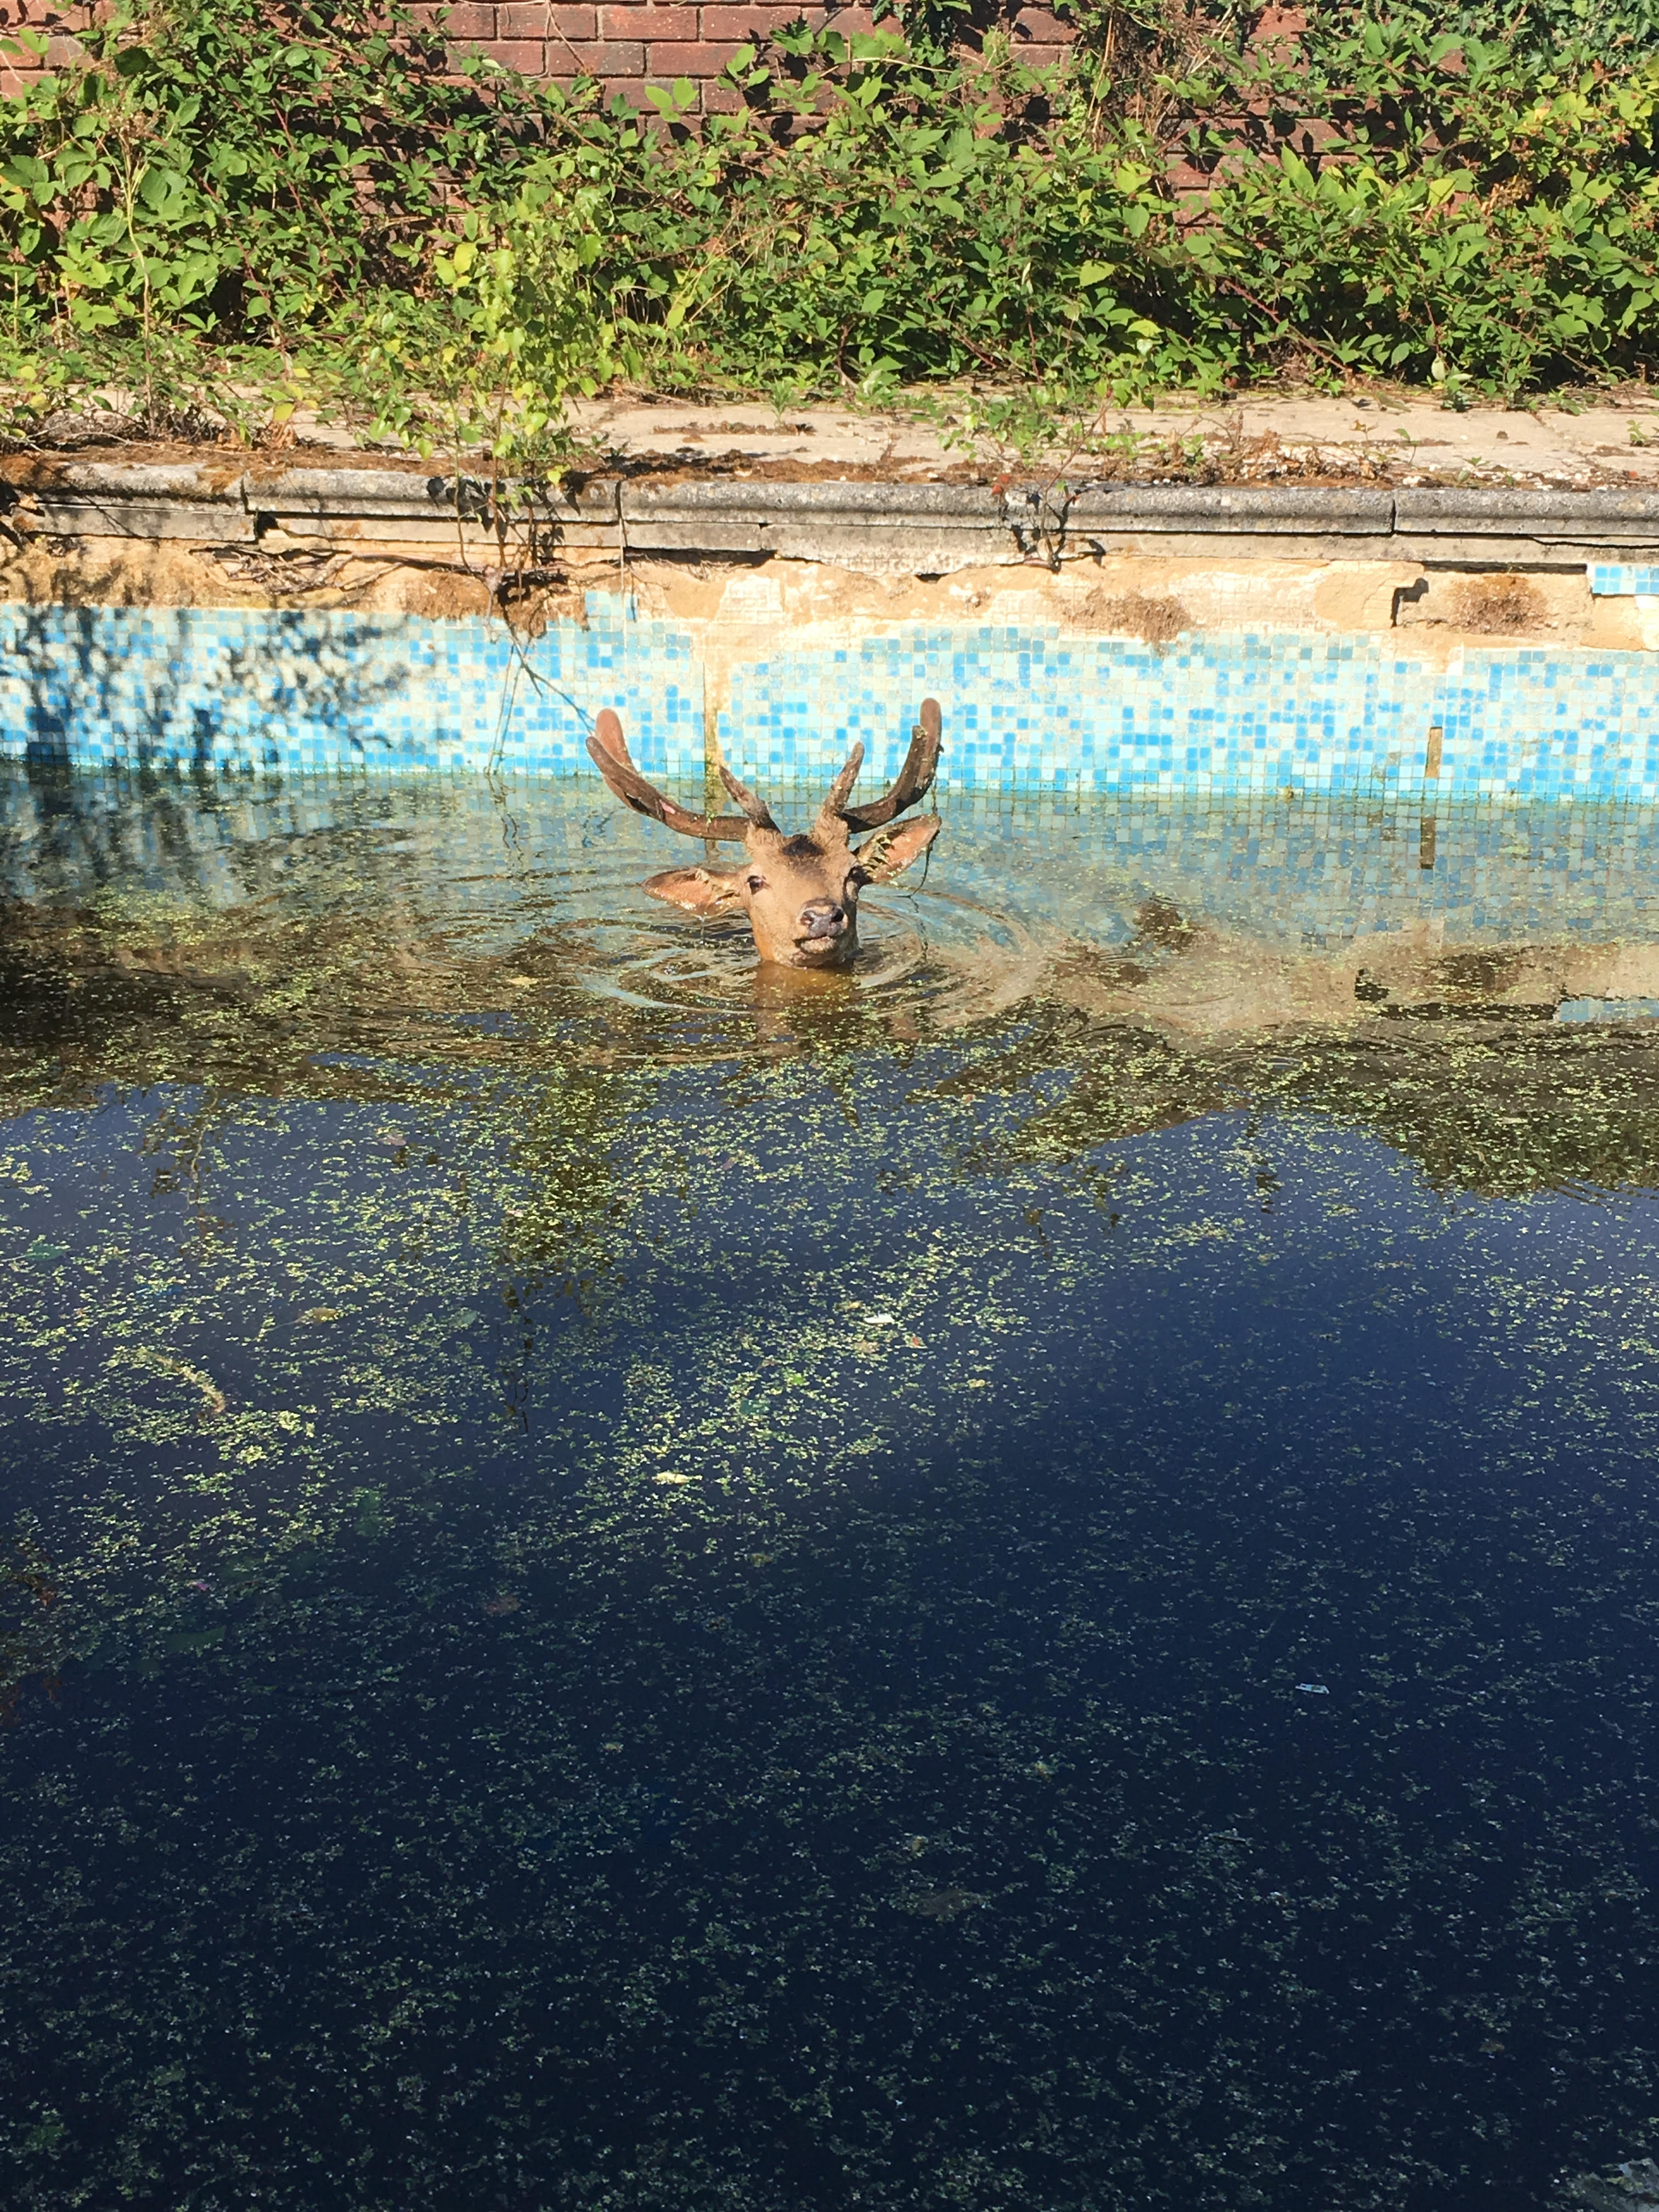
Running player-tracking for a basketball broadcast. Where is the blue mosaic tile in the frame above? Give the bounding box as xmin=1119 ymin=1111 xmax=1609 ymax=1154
xmin=9 ymin=596 xmax=1659 ymax=804
xmin=1589 ymin=563 xmax=1659 ymax=596
xmin=12 ymin=764 xmax=1659 ymax=961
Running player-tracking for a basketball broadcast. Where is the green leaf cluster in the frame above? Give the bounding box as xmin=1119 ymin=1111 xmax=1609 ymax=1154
xmin=0 ymin=0 xmax=1656 ymax=435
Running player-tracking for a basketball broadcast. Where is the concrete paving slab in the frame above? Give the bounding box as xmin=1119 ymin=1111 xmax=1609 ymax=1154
xmin=565 ymin=391 xmax=1659 ymax=488
xmin=20 ymin=386 xmax=1659 ymax=488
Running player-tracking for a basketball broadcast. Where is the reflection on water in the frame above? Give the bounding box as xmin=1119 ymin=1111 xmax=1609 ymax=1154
xmin=4 ymin=764 xmax=1659 ymax=2211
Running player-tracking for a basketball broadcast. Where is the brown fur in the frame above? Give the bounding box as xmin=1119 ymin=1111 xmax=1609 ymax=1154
xmin=591 ymin=704 xmax=945 ymax=968
xmin=642 ymin=812 xmax=940 ymax=967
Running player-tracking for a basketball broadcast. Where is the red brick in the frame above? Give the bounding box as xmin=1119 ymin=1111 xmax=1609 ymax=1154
xmin=497 ymin=1 xmax=599 ymax=31
xmin=1249 ymin=4 xmax=1305 ymax=41
xmin=1010 ymin=7 xmax=1074 ymax=40
xmin=482 ymin=34 xmax=547 ymax=65
xmin=601 ymin=2 xmax=699 ymax=36
xmin=647 ymin=36 xmax=737 ymax=71
xmin=578 ymin=38 xmax=643 ymax=68
xmin=492 ymin=35 xmax=624 ymax=70
xmin=438 ymin=1 xmax=497 ymax=35
xmin=543 ymin=69 xmax=624 ymax=93
xmin=599 ymin=72 xmax=650 ymax=101
xmin=778 ymin=8 xmax=878 ymax=33
xmin=700 ymin=5 xmax=808 ymax=37
xmin=697 ymin=76 xmax=749 ymax=109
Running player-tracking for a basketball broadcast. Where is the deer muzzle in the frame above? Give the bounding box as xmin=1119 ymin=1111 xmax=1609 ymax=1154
xmin=797 ymin=900 xmax=849 ymax=946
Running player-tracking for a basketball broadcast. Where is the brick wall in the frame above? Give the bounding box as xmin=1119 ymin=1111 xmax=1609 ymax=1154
xmin=418 ymin=1 xmax=1077 ymax=113
xmin=0 ymin=0 xmax=96 ymax=95
xmin=0 ymin=0 xmax=1077 ymax=109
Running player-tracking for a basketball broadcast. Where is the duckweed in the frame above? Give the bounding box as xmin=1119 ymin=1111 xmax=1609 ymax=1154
xmin=3 ymin=768 xmax=1659 ymax=2209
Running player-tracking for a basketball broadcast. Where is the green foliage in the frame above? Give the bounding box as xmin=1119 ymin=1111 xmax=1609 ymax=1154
xmin=578 ymin=12 xmax=1659 ymax=403
xmin=0 ymin=0 xmax=1656 ymax=437
xmin=0 ymin=0 xmax=520 ymax=332
xmin=363 ymin=168 xmax=623 ymax=460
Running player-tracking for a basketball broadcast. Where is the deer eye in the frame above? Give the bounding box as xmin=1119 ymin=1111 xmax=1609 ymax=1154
xmin=746 ymin=873 xmax=766 ymax=893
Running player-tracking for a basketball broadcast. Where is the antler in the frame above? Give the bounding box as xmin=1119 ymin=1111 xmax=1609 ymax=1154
xmin=812 ymin=742 xmax=865 ymax=846
xmin=838 ymin=698 xmax=943 ymax=832
xmin=590 ymin=702 xmax=941 ymax=845
xmin=717 ymin=761 xmax=779 ymax=833
xmin=586 ymin=710 xmax=752 ymax=843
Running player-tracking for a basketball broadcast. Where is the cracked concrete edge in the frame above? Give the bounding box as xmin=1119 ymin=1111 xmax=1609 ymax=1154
xmin=1068 ymin=485 xmax=1396 ymax=526
xmin=15 ymin=465 xmax=1659 ymax=566
xmin=1395 ymin=486 xmax=1659 ymax=526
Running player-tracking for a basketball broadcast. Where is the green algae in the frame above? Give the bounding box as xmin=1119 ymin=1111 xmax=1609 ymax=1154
xmin=4 ymin=775 xmax=1659 ymax=2209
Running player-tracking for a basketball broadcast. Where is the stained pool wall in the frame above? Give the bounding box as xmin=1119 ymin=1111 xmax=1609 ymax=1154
xmin=10 ymin=766 xmax=1659 ymax=960
xmin=9 ymin=595 xmax=1659 ymax=802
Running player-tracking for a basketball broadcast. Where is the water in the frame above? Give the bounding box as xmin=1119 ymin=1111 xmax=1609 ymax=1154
xmin=4 ymin=761 xmax=1659 ymax=2211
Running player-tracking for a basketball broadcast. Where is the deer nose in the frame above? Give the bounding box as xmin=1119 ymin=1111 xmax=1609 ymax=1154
xmin=798 ymin=899 xmax=847 ymax=939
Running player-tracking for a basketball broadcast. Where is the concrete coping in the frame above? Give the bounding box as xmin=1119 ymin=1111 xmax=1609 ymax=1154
xmin=52 ymin=460 xmax=246 ymax=503
xmin=17 ymin=461 xmax=1659 ymax=561
xmin=622 ymin=478 xmax=1006 ymax=516
xmin=1396 ymin=487 xmax=1659 ymax=526
xmin=1069 ymin=484 xmax=1395 ymax=521
xmin=27 ymin=461 xmax=622 ymax=518
xmin=249 ymin=470 xmax=620 ymax=520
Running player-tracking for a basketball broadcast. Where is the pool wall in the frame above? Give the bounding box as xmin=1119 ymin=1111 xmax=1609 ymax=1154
xmin=11 ymin=587 xmax=1659 ymax=805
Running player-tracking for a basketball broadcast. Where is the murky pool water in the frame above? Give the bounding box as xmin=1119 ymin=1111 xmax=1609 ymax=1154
xmin=4 ymin=762 xmax=1659 ymax=2211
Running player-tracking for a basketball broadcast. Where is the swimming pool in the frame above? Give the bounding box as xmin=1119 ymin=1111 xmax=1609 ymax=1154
xmin=3 ymin=748 xmax=1658 ymax=2211
xmin=10 ymin=594 xmax=1659 ymax=805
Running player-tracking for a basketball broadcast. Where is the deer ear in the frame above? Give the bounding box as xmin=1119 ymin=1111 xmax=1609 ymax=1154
xmin=641 ymin=864 xmax=746 ymax=915
xmin=853 ymin=814 xmax=941 ymax=882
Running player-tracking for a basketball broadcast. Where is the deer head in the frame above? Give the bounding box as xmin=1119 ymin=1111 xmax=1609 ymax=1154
xmin=588 ymin=701 xmax=944 ymax=968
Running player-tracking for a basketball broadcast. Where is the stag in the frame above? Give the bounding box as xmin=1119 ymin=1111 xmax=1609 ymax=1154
xmin=588 ymin=700 xmax=943 ymax=968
